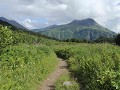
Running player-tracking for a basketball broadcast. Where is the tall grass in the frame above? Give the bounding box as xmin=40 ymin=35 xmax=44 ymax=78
xmin=0 ymin=44 xmax=58 ymax=90
xmin=54 ymin=44 xmax=120 ymax=90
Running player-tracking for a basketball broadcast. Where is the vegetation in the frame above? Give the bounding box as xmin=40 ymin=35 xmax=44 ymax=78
xmin=63 ymin=38 xmax=90 ymax=43
xmin=94 ymin=36 xmax=115 ymax=43
xmin=0 ymin=22 xmax=120 ymax=90
xmin=54 ymin=44 xmax=120 ymax=90
xmin=39 ymin=18 xmax=116 ymax=40
xmin=0 ymin=44 xmax=58 ymax=90
xmin=55 ymin=72 xmax=80 ymax=90
xmin=115 ymin=34 xmax=120 ymax=46
xmin=0 ymin=25 xmax=58 ymax=90
xmin=0 ymin=25 xmax=13 ymax=51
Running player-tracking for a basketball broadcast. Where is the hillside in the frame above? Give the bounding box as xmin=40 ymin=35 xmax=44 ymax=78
xmin=0 ymin=21 xmax=59 ymax=48
xmin=38 ymin=18 xmax=116 ymax=40
xmin=0 ymin=17 xmax=27 ymax=30
xmin=0 ymin=19 xmax=15 ymax=28
xmin=33 ymin=25 xmax=58 ymax=32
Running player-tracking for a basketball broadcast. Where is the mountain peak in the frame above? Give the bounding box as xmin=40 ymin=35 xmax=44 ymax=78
xmin=47 ymin=24 xmax=58 ymax=29
xmin=39 ymin=18 xmax=116 ymax=40
xmin=84 ymin=18 xmax=96 ymax=22
xmin=69 ymin=18 xmax=97 ymax=26
xmin=0 ymin=17 xmax=8 ymax=21
xmin=0 ymin=16 xmax=27 ymax=30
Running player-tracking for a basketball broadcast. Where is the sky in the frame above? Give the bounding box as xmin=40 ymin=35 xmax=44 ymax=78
xmin=0 ymin=0 xmax=120 ymax=33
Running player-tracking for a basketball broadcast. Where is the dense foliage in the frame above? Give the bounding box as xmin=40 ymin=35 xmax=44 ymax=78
xmin=0 ymin=25 xmax=13 ymax=51
xmin=0 ymin=23 xmax=120 ymax=90
xmin=54 ymin=44 xmax=120 ymax=90
xmin=11 ymin=29 xmax=59 ymax=45
xmin=94 ymin=36 xmax=115 ymax=43
xmin=0 ymin=25 xmax=58 ymax=90
xmin=115 ymin=34 xmax=120 ymax=46
xmin=0 ymin=44 xmax=57 ymax=90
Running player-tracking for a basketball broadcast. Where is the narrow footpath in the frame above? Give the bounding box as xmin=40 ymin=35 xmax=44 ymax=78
xmin=38 ymin=58 xmax=68 ymax=90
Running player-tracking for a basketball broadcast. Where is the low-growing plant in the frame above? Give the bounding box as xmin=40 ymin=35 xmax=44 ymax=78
xmin=55 ymin=72 xmax=80 ymax=90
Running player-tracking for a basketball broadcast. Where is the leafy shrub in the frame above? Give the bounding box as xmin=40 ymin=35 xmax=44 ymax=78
xmin=54 ymin=44 xmax=120 ymax=90
xmin=55 ymin=49 xmax=73 ymax=59
xmin=0 ymin=44 xmax=57 ymax=90
xmin=0 ymin=25 xmax=13 ymax=51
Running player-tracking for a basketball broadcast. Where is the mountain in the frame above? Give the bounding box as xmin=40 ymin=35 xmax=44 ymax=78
xmin=33 ymin=25 xmax=58 ymax=32
xmin=0 ymin=17 xmax=27 ymax=30
xmin=38 ymin=18 xmax=116 ymax=40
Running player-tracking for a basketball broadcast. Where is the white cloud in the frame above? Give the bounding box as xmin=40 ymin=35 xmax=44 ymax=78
xmin=115 ymin=23 xmax=120 ymax=33
xmin=23 ymin=19 xmax=33 ymax=29
xmin=0 ymin=0 xmax=120 ymax=32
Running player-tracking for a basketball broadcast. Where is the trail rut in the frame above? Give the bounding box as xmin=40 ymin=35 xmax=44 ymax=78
xmin=38 ymin=58 xmax=68 ymax=90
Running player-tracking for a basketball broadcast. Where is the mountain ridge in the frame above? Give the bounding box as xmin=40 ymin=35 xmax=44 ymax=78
xmin=37 ymin=18 xmax=116 ymax=40
xmin=68 ymin=18 xmax=97 ymax=26
xmin=0 ymin=17 xmax=27 ymax=30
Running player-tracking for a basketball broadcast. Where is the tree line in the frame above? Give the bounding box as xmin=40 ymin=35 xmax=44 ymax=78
xmin=62 ymin=34 xmax=120 ymax=46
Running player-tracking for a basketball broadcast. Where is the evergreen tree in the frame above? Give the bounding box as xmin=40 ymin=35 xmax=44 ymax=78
xmin=115 ymin=34 xmax=120 ymax=46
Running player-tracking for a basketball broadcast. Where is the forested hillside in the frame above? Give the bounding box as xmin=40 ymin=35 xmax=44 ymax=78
xmin=38 ymin=18 xmax=116 ymax=40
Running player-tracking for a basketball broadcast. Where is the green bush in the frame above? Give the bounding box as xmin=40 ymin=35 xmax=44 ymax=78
xmin=54 ymin=44 xmax=120 ymax=90
xmin=0 ymin=25 xmax=13 ymax=51
xmin=0 ymin=44 xmax=58 ymax=90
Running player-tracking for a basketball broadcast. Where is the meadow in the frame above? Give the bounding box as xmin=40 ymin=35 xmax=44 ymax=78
xmin=1 ymin=25 xmax=120 ymax=90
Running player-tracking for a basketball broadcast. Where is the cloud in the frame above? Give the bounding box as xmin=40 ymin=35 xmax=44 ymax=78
xmin=0 ymin=0 xmax=120 ymax=33
xmin=23 ymin=19 xmax=33 ymax=29
xmin=116 ymin=24 xmax=120 ymax=33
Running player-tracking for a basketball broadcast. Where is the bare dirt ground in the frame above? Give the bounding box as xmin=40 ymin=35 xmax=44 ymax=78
xmin=38 ymin=58 xmax=68 ymax=90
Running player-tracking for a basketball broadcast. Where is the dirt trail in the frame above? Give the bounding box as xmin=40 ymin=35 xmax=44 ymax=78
xmin=38 ymin=58 xmax=68 ymax=90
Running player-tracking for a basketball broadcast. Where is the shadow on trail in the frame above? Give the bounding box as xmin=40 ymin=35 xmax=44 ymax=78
xmin=48 ymin=85 xmax=55 ymax=90
xmin=60 ymin=65 xmax=68 ymax=69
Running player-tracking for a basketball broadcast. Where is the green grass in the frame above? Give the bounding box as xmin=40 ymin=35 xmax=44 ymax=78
xmin=55 ymin=72 xmax=80 ymax=90
xmin=0 ymin=44 xmax=58 ymax=90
